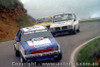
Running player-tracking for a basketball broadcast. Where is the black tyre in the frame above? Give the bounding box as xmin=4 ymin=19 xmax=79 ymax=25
xmin=54 ymin=52 xmax=62 ymax=61
xmin=77 ymin=28 xmax=80 ymax=32
xmin=52 ymin=33 xmax=57 ymax=37
xmin=14 ymin=46 xmax=20 ymax=57
xmin=20 ymin=55 xmax=26 ymax=63
xmin=73 ymin=28 xmax=77 ymax=34
xmin=77 ymin=26 xmax=80 ymax=32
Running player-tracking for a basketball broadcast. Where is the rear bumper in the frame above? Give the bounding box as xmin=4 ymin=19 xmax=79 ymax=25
xmin=23 ymin=50 xmax=61 ymax=62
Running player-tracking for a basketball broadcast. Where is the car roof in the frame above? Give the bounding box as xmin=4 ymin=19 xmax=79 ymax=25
xmin=20 ymin=26 xmax=47 ymax=33
xmin=37 ymin=16 xmax=52 ymax=20
xmin=54 ymin=13 xmax=75 ymax=16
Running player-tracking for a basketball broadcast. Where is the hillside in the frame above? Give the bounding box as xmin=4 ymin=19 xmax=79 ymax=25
xmin=0 ymin=0 xmax=36 ymax=41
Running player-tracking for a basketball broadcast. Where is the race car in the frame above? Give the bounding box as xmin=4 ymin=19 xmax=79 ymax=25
xmin=50 ymin=13 xmax=80 ymax=36
xmin=34 ymin=16 xmax=53 ymax=29
xmin=14 ymin=26 xmax=62 ymax=62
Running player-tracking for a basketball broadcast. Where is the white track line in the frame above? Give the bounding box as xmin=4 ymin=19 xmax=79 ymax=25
xmin=70 ymin=35 xmax=100 ymax=67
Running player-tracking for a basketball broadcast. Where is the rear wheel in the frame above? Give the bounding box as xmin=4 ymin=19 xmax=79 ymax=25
xmin=52 ymin=32 xmax=57 ymax=37
xmin=77 ymin=26 xmax=80 ymax=32
xmin=54 ymin=52 xmax=62 ymax=61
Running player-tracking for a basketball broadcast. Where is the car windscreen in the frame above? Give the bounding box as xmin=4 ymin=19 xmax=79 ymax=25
xmin=37 ymin=17 xmax=52 ymax=23
xmin=21 ymin=30 xmax=53 ymax=42
xmin=53 ymin=14 xmax=73 ymax=22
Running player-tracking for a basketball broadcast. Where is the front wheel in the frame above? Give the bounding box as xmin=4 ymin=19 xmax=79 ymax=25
xmin=77 ymin=28 xmax=80 ymax=32
xmin=20 ymin=55 xmax=26 ymax=63
xmin=14 ymin=46 xmax=20 ymax=57
xmin=73 ymin=28 xmax=77 ymax=34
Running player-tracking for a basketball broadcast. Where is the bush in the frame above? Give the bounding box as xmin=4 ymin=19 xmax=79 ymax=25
xmin=0 ymin=0 xmax=23 ymax=7
xmin=15 ymin=15 xmax=35 ymax=27
xmin=80 ymin=19 xmax=100 ymax=23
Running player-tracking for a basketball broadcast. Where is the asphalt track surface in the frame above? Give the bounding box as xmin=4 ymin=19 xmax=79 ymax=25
xmin=0 ymin=22 xmax=100 ymax=67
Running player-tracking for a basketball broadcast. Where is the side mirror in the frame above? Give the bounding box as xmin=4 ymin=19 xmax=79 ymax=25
xmin=15 ymin=36 xmax=20 ymax=42
xmin=16 ymin=39 xmax=20 ymax=42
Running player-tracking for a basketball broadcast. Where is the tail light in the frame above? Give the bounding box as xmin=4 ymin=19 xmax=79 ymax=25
xmin=31 ymin=48 xmax=53 ymax=54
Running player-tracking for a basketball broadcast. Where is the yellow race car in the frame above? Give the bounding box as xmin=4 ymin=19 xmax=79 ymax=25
xmin=35 ymin=16 xmax=53 ymax=29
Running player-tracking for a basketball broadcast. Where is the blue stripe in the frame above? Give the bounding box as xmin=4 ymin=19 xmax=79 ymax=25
xmin=20 ymin=42 xmax=30 ymax=50
xmin=49 ymin=37 xmax=58 ymax=47
xmin=20 ymin=41 xmax=38 ymax=51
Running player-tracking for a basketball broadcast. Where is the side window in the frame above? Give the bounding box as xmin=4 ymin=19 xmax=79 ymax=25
xmin=17 ymin=30 xmax=21 ymax=40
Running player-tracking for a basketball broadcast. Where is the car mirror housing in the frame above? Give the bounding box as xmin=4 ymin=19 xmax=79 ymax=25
xmin=16 ymin=40 xmax=20 ymax=42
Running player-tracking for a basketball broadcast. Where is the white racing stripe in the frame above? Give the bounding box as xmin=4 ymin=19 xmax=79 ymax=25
xmin=27 ymin=38 xmax=52 ymax=47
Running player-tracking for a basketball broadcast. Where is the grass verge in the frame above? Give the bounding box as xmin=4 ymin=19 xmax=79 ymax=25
xmin=80 ymin=19 xmax=100 ymax=23
xmin=0 ymin=41 xmax=4 ymax=43
xmin=77 ymin=37 xmax=100 ymax=67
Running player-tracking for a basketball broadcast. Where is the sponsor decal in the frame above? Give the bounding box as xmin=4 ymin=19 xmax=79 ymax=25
xmin=24 ymin=29 xmax=47 ymax=35
xmin=30 ymin=46 xmax=34 ymax=48
xmin=27 ymin=38 xmax=52 ymax=48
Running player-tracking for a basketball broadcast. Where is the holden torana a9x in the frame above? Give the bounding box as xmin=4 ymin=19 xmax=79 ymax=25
xmin=14 ymin=26 xmax=62 ymax=62
xmin=50 ymin=13 xmax=80 ymax=36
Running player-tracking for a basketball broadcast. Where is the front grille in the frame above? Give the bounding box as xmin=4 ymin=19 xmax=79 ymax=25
xmin=31 ymin=48 xmax=53 ymax=54
xmin=62 ymin=26 xmax=67 ymax=30
xmin=55 ymin=27 xmax=60 ymax=31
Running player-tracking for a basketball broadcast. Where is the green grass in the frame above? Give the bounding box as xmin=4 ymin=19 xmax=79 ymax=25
xmin=77 ymin=38 xmax=100 ymax=67
xmin=80 ymin=19 xmax=100 ymax=23
xmin=0 ymin=40 xmax=9 ymax=43
xmin=0 ymin=41 xmax=2 ymax=43
xmin=0 ymin=41 xmax=4 ymax=43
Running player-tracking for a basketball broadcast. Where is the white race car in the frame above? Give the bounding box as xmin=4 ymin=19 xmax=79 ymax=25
xmin=50 ymin=13 xmax=80 ymax=36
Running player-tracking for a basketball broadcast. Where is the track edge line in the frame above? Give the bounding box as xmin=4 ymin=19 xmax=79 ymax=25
xmin=70 ymin=35 xmax=100 ymax=67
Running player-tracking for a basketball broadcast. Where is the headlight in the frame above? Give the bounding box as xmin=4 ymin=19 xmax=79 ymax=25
xmin=25 ymin=51 xmax=31 ymax=55
xmin=53 ymin=46 xmax=58 ymax=51
xmin=68 ymin=25 xmax=73 ymax=29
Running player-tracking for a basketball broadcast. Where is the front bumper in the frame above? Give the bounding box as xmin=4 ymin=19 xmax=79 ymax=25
xmin=50 ymin=26 xmax=74 ymax=33
xmin=51 ymin=29 xmax=73 ymax=34
xmin=23 ymin=50 xmax=61 ymax=62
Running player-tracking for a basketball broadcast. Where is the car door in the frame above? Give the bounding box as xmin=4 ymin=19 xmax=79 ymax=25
xmin=15 ymin=30 xmax=22 ymax=50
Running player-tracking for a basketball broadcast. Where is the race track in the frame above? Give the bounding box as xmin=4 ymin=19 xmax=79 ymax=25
xmin=0 ymin=22 xmax=100 ymax=67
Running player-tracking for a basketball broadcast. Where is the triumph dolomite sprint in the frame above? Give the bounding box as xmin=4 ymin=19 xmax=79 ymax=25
xmin=50 ymin=13 xmax=80 ymax=36
xmin=14 ymin=26 xmax=62 ymax=62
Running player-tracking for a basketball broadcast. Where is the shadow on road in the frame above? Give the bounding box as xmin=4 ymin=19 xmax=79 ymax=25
xmin=55 ymin=33 xmax=73 ymax=38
